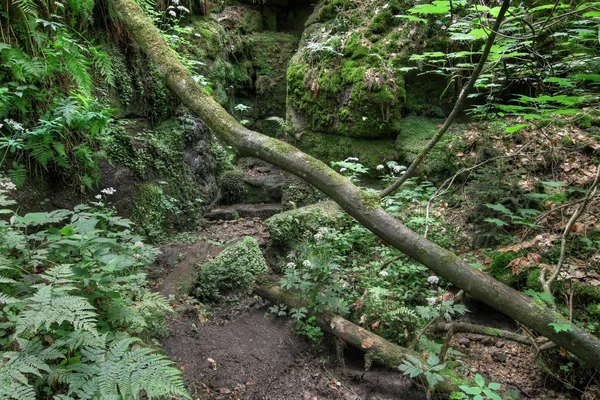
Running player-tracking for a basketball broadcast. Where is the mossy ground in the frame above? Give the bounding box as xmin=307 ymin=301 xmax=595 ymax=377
xmin=294 ymin=130 xmax=399 ymax=172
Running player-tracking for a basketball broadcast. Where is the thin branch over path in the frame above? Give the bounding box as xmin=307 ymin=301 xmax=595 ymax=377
xmin=109 ymin=0 xmax=600 ymax=369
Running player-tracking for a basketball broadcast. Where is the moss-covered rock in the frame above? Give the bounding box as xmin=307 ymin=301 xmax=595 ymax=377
xmin=292 ymin=130 xmax=399 ymax=172
xmin=394 ymin=115 xmax=462 ymax=181
xmin=287 ymin=0 xmax=451 ymax=140
xmin=105 ymin=117 xmax=219 ymax=241
xmin=488 ymin=251 xmax=525 ymax=288
xmin=194 ymin=237 xmax=268 ymax=300
xmin=219 ymin=169 xmax=247 ymax=205
xmin=281 ymin=173 xmax=326 ymax=211
xmin=266 ymin=201 xmax=341 ymax=246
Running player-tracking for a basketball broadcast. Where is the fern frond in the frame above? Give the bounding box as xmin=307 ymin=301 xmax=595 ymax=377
xmin=17 ymin=284 xmax=98 ymax=335
xmin=0 ymin=293 xmax=20 ymax=304
xmin=63 ymin=51 xmax=92 ymax=94
xmin=14 ymin=0 xmax=39 ymax=17
xmin=90 ymin=46 xmax=115 ymax=86
xmin=8 ymin=163 xmax=27 ymax=189
xmin=97 ymin=342 xmax=191 ymax=399
xmin=265 ymin=116 xmax=285 ymax=127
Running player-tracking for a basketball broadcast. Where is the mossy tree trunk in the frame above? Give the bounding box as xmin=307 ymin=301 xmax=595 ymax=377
xmin=110 ymin=0 xmax=600 ymax=369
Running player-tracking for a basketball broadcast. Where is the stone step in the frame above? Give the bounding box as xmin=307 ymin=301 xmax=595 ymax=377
xmin=205 ymin=203 xmax=283 ymax=221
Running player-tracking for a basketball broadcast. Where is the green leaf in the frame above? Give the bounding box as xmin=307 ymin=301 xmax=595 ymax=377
xmin=484 ymin=218 xmax=508 ymax=227
xmin=549 ymin=322 xmax=574 ymax=333
xmin=488 ymin=382 xmax=501 ymax=390
xmin=394 ymin=14 xmax=427 ymax=24
xmin=485 ymin=203 xmax=513 ymax=216
xmin=474 ymin=374 xmax=485 ymax=388
xmin=505 ymin=124 xmax=529 ymax=133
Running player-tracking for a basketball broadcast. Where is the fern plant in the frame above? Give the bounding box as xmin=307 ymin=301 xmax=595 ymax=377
xmin=0 ymin=188 xmax=191 ymax=399
xmin=0 ymin=1 xmax=114 ymax=190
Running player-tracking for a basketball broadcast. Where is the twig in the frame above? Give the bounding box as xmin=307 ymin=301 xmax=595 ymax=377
xmin=410 ymin=316 xmax=439 ymax=350
xmin=438 ymin=325 xmax=455 ymax=362
xmin=540 ymin=163 xmax=600 ymax=300
xmin=379 ymin=254 xmax=402 ymax=271
xmin=379 ymin=0 xmax=512 ymax=199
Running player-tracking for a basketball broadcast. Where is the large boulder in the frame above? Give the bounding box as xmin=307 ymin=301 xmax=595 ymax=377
xmin=286 ymin=0 xmax=452 ymax=142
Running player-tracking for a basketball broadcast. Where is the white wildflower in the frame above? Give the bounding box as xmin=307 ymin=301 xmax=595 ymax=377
xmin=302 ymin=260 xmax=312 ymax=267
xmin=314 ymin=232 xmax=324 ymax=241
xmin=134 ymin=241 xmax=144 ymax=248
xmin=427 ymin=275 xmax=440 ymax=285
xmin=340 ymin=167 xmax=347 ymax=173
xmin=168 ymin=10 xmax=176 ymax=17
xmin=379 ymin=270 xmax=389 ymax=277
xmin=344 ymin=157 xmax=359 ymax=162
xmin=286 ymin=262 xmax=296 ymax=269
xmin=3 ymin=118 xmax=24 ymax=131
xmin=426 ymin=297 xmax=437 ymax=306
xmin=0 ymin=179 xmax=16 ymax=191
xmin=177 ymin=5 xmax=189 ymax=12
xmin=172 ymin=0 xmax=179 ymax=4
xmin=101 ymin=187 xmax=116 ymax=195
xmin=376 ymin=164 xmax=385 ymax=171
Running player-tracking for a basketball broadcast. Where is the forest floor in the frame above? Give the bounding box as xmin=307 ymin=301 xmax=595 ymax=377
xmin=150 ymin=217 xmax=576 ymax=400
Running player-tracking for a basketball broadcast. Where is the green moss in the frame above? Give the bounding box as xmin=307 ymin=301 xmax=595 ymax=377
xmin=358 ymin=189 xmax=381 ymax=210
xmin=343 ymin=33 xmax=369 ymax=59
xmin=266 ymin=201 xmax=341 ymax=247
xmin=295 ymin=130 xmax=399 ymax=172
xmin=488 ymin=251 xmax=524 ymax=287
xmin=194 ymin=237 xmax=268 ymax=301
xmin=105 ymin=118 xmax=212 ymax=241
xmin=369 ymin=11 xmax=394 ymax=34
xmin=394 ymin=115 xmax=462 ymax=181
xmin=526 ymin=269 xmax=543 ymax=291
xmin=219 ymin=169 xmax=247 ymax=204
xmin=281 ymin=173 xmax=326 ymax=211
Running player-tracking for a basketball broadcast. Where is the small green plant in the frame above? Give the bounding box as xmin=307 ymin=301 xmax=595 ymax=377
xmin=296 ymin=316 xmax=324 ymax=346
xmin=453 ymin=373 xmax=502 ymax=400
xmin=399 ymin=353 xmax=446 ymax=388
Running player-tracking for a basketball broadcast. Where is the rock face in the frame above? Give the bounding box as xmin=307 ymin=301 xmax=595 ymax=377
xmin=285 ymin=0 xmax=452 ymax=166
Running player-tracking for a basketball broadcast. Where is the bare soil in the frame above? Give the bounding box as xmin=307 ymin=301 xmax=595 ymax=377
xmin=152 ymin=217 xmax=580 ymax=400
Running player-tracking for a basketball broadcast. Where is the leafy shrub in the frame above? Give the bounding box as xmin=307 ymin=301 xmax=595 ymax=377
xmin=195 ymin=237 xmax=268 ymax=300
xmin=0 ymin=188 xmax=190 ymax=399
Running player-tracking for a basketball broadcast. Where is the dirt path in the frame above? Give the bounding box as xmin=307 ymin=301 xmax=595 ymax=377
xmin=161 ymin=300 xmax=425 ymax=400
xmin=153 ymin=217 xmax=425 ymax=399
xmin=153 ymin=217 xmax=576 ymax=400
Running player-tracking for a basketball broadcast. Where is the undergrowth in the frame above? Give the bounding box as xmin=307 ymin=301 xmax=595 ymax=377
xmin=0 ymin=187 xmax=190 ymax=399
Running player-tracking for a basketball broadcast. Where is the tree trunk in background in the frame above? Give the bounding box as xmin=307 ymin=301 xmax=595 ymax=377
xmin=110 ymin=0 xmax=600 ymax=369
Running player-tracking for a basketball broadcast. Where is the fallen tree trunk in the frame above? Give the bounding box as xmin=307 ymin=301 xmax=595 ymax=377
xmin=109 ymin=0 xmax=600 ymax=368
xmin=255 ymin=284 xmax=455 ymax=394
xmin=433 ymin=322 xmax=534 ymax=346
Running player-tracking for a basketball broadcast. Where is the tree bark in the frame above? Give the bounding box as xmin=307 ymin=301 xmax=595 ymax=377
xmin=109 ymin=0 xmax=600 ymax=369
xmin=255 ymin=284 xmax=456 ymax=394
